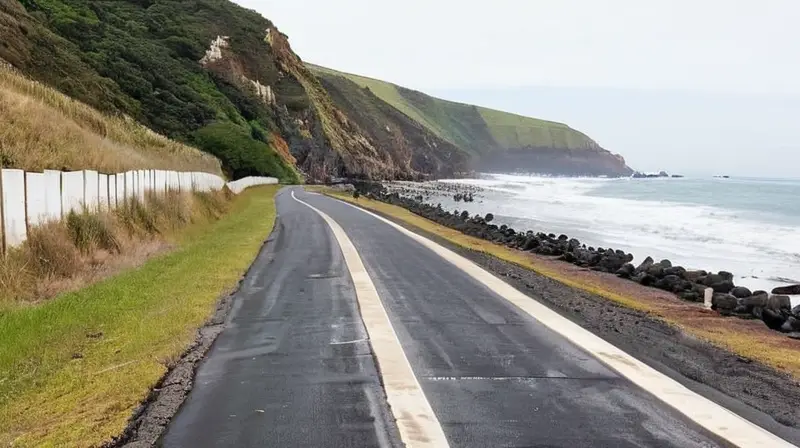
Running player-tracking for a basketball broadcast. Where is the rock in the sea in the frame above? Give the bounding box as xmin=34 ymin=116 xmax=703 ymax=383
xmin=772 ymin=284 xmax=800 ymax=295
xmin=767 ymin=295 xmax=792 ymax=311
xmin=712 ymin=293 xmax=738 ymax=312
xmin=718 ymin=271 xmax=735 ymax=282
xmin=702 ymin=274 xmax=724 ymax=287
xmin=730 ymin=286 xmax=752 ymax=299
xmin=484 ymin=213 xmax=494 ymax=223
xmin=711 ymin=281 xmax=735 ymax=294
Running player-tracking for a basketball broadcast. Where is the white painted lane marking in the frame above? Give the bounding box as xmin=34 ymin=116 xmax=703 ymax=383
xmin=291 ymin=190 xmax=449 ymax=448
xmin=328 ymin=194 xmax=796 ymax=448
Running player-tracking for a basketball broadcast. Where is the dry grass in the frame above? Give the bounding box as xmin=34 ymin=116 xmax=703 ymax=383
xmin=0 ymin=66 xmax=223 ymax=175
xmin=322 ymin=189 xmax=800 ymax=379
xmin=0 ymin=186 xmax=279 ymax=447
xmin=0 ymin=189 xmax=233 ymax=305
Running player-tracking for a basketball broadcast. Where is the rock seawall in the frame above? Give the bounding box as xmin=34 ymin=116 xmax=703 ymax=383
xmin=353 ymin=182 xmax=800 ymax=338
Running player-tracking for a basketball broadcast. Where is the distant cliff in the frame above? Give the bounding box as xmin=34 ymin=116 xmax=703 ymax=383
xmin=310 ymin=65 xmax=633 ymax=177
xmin=2 ymin=0 xmax=631 ymax=181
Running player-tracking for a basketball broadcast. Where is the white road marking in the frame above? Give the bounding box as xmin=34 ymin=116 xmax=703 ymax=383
xmin=329 ymin=194 xmax=797 ymax=448
xmin=291 ymin=191 xmax=450 ymax=448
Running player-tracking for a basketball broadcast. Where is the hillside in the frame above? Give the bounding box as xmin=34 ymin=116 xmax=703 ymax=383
xmin=0 ymin=64 xmax=223 ymax=174
xmin=2 ymin=0 xmax=631 ymax=180
xmin=310 ymin=65 xmax=633 ymax=177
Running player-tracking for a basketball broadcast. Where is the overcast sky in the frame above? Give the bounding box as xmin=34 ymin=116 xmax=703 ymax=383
xmin=239 ymin=0 xmax=799 ymax=177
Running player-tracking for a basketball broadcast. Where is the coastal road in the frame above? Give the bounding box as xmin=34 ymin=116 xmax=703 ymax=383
xmin=161 ymin=187 xmax=793 ymax=448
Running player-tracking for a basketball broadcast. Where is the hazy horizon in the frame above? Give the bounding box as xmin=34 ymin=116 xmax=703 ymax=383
xmin=241 ymin=0 xmax=800 ymax=178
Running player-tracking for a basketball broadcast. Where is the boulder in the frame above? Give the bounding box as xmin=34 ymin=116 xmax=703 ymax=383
xmin=783 ymin=316 xmax=800 ymax=333
xmin=484 ymin=213 xmax=494 ymax=223
xmin=762 ymin=308 xmax=788 ymax=331
xmin=711 ymin=281 xmax=735 ymax=294
xmin=635 ymin=256 xmax=654 ymax=274
xmin=702 ymin=274 xmax=724 ymax=287
xmin=767 ymin=295 xmax=792 ymax=311
xmin=659 ymin=259 xmax=673 ymax=268
xmin=679 ymin=291 xmax=701 ymax=302
xmin=635 ymin=273 xmax=657 ymax=286
xmin=616 ymin=263 xmax=636 ymax=279
xmin=683 ymin=270 xmax=707 ymax=282
xmin=730 ymin=286 xmax=752 ymax=299
xmin=740 ymin=292 xmax=769 ymax=309
xmin=522 ymin=237 xmax=540 ymax=251
xmin=718 ymin=271 xmax=735 ymax=282
xmin=793 ymin=304 xmax=800 ymax=317
xmin=772 ymin=284 xmax=800 ymax=295
xmin=712 ymin=293 xmax=738 ymax=312
xmin=646 ymin=264 xmax=665 ymax=278
xmin=664 ymin=266 xmax=687 ymax=277
xmin=654 ymin=275 xmax=683 ymax=292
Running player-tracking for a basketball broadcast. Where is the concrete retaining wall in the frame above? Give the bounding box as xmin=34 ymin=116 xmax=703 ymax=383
xmin=0 ymin=169 xmax=278 ymax=251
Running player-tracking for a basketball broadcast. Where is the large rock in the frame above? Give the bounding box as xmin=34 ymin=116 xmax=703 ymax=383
xmin=712 ymin=293 xmax=738 ymax=312
xmin=616 ymin=263 xmax=636 ymax=278
xmin=646 ymin=264 xmax=665 ymax=278
xmin=664 ymin=266 xmax=687 ymax=277
xmin=683 ymin=270 xmax=707 ymax=282
xmin=711 ymin=281 xmax=735 ymax=294
xmin=730 ymin=286 xmax=752 ymax=299
xmin=772 ymin=284 xmax=800 ymax=295
xmin=635 ymin=273 xmax=657 ymax=287
xmin=762 ymin=308 xmax=788 ymax=331
xmin=635 ymin=256 xmax=654 ymax=274
xmin=783 ymin=316 xmax=800 ymax=333
xmin=702 ymin=274 xmax=724 ymax=287
xmin=740 ymin=291 xmax=769 ymax=309
xmin=793 ymin=304 xmax=800 ymax=317
xmin=718 ymin=271 xmax=735 ymax=282
xmin=767 ymin=295 xmax=792 ymax=311
xmin=679 ymin=291 xmax=701 ymax=302
xmin=654 ymin=275 xmax=685 ymax=293
xmin=659 ymin=259 xmax=673 ymax=268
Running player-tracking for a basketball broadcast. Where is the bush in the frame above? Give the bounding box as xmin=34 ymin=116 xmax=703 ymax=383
xmin=26 ymin=221 xmax=82 ymax=277
xmin=66 ymin=209 xmax=120 ymax=254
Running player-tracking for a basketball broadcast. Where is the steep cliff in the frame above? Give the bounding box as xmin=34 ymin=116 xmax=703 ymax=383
xmin=310 ymin=65 xmax=634 ymax=177
xmin=2 ymin=0 xmax=630 ymax=180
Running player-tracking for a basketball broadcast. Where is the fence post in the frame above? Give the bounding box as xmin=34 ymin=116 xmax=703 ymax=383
xmin=1 ymin=169 xmax=27 ymax=248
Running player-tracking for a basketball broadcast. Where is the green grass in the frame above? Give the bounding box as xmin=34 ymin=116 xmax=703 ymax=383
xmin=308 ymin=64 xmax=598 ymax=153
xmin=0 ymin=185 xmax=280 ymax=447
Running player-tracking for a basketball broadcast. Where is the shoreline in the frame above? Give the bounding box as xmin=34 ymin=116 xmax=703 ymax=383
xmin=320 ymin=186 xmax=800 ymax=439
xmin=348 ymin=181 xmax=800 ymax=339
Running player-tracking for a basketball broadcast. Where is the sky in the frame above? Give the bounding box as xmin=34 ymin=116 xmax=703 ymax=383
xmin=238 ymin=0 xmax=800 ymax=177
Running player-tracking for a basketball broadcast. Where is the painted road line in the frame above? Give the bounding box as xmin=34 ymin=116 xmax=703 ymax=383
xmin=331 ymin=195 xmax=796 ymax=448
xmin=291 ymin=191 xmax=449 ymax=448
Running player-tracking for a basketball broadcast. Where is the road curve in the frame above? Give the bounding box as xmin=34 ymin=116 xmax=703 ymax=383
xmin=161 ymin=187 xmax=786 ymax=447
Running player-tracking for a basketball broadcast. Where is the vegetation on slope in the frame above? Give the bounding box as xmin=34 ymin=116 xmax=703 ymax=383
xmin=0 ymin=65 xmax=222 ymax=174
xmin=308 ymin=64 xmax=600 ymax=154
xmin=1 ymin=0 xmax=299 ymax=181
xmin=0 ymin=185 xmax=279 ymax=447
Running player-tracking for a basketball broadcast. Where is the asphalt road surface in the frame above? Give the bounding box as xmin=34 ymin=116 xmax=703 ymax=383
xmin=162 ymin=187 xmax=771 ymax=447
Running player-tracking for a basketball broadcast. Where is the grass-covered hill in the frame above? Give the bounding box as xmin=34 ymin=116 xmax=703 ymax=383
xmin=310 ymin=65 xmax=633 ymax=177
xmin=1 ymin=0 xmax=631 ymax=180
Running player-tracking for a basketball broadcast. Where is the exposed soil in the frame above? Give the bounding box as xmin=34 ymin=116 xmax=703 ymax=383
xmin=365 ymin=206 xmax=800 ymax=444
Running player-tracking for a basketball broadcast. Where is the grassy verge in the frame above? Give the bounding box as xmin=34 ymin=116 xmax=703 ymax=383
xmin=0 ymin=185 xmax=279 ymax=447
xmin=322 ymin=189 xmax=800 ymax=379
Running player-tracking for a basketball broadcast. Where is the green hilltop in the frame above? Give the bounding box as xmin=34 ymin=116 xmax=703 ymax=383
xmin=308 ymin=64 xmax=602 ymax=156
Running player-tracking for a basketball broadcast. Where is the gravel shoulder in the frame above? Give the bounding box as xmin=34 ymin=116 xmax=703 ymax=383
xmin=330 ymin=192 xmax=800 ymax=444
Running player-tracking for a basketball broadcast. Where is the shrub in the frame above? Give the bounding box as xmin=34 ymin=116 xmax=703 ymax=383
xmin=66 ymin=209 xmax=120 ymax=254
xmin=25 ymin=221 xmax=82 ymax=277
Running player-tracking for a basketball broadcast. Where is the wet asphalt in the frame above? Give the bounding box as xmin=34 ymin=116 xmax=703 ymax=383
xmin=161 ymin=187 xmax=727 ymax=447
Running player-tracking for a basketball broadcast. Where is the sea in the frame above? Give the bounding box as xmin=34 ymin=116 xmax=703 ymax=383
xmin=424 ymin=174 xmax=800 ymax=307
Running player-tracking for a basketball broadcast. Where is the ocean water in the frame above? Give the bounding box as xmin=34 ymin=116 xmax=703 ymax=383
xmin=423 ymin=174 xmax=800 ymax=306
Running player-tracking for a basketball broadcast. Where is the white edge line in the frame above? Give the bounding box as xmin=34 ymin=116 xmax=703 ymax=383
xmin=326 ymin=193 xmax=796 ymax=448
xmin=291 ymin=190 xmax=450 ymax=448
